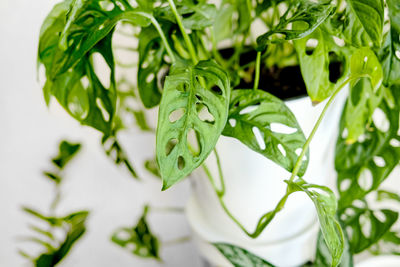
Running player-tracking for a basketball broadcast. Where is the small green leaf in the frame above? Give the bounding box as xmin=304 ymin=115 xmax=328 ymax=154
xmin=256 ymin=0 xmax=334 ymax=51
xmin=156 ymin=60 xmax=230 ymax=189
xmin=111 ymin=206 xmax=160 ymax=260
xmin=51 ymin=140 xmax=81 ymax=169
xmin=223 ymin=89 xmax=308 ymax=176
xmin=346 ymin=0 xmax=384 ymax=47
xmin=287 ymin=179 xmax=344 ymax=267
xmin=349 ymin=47 xmax=383 ymax=92
xmin=214 ymin=243 xmax=276 ymax=267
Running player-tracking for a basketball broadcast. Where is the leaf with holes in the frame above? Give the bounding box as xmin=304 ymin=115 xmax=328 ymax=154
xmin=111 ymin=206 xmax=160 ymax=260
xmin=336 ymin=84 xmax=400 ymax=209
xmin=223 ymin=89 xmax=308 ymax=176
xmin=287 ymin=179 xmax=344 ymax=267
xmin=214 ymin=243 xmax=275 ymax=267
xmin=378 ymin=0 xmax=400 ymax=87
xmin=256 ymin=0 xmax=334 ymax=51
xmin=294 ymin=27 xmax=350 ymax=103
xmin=340 ymin=205 xmax=398 ymax=253
xmin=156 ymin=60 xmax=230 ymax=189
xmin=346 ymin=0 xmax=384 ymax=47
xmin=137 ymin=24 xmax=169 ymax=108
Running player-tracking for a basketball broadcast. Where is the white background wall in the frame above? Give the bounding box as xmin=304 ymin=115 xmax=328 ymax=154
xmin=0 ymin=1 xmax=203 ymax=266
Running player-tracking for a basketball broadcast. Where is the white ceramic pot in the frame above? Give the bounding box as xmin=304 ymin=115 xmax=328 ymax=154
xmin=356 ymin=256 xmax=400 ymax=267
xmin=186 ymin=89 xmax=348 ymax=267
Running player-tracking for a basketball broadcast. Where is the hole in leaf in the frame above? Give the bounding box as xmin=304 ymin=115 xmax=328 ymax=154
xmin=187 ymin=128 xmax=200 ymax=156
xmin=211 ymin=85 xmax=223 ymax=96
xmin=239 ymin=105 xmax=259 ymax=115
xmin=357 ymin=134 xmax=367 ymax=143
xmin=229 ymin=119 xmax=237 ymax=127
xmin=359 ymin=214 xmax=371 ymax=238
xmin=81 ymin=76 xmax=90 ymax=88
xmin=165 ymin=139 xmax=178 ymax=156
xmin=268 ymin=33 xmax=286 ymax=42
xmin=340 ymin=179 xmax=351 ymax=192
xmin=178 ymin=156 xmax=185 ymax=170
xmin=346 ymin=226 xmax=354 ymax=239
xmin=116 ymin=230 xmax=130 ymax=240
xmin=277 ymin=144 xmax=286 ymax=157
xmin=115 ymin=1 xmax=126 ymax=11
xmin=373 ymin=156 xmax=386 ymax=167
xmin=96 ymin=98 xmax=110 ymax=122
xmin=197 ymin=104 xmax=215 ymax=124
xmin=329 ymin=52 xmax=342 ymax=83
xmin=374 ymin=210 xmax=386 ymax=222
xmin=141 ymin=61 xmax=149 ymax=69
xmin=333 ymin=36 xmax=345 ymax=47
xmin=252 ymin=127 xmax=266 ymax=150
xmin=342 ymin=128 xmax=348 ymax=139
xmin=358 ymin=168 xmax=373 ymax=191
xmin=92 ymin=52 xmax=111 ymax=88
xmin=295 ymin=148 xmax=302 ymax=156
xmin=270 ymin=123 xmax=297 ymax=134
xmin=396 ymin=51 xmax=400 ymax=60
xmin=352 ymin=200 xmax=366 ymax=209
xmin=372 ymin=108 xmax=390 ymax=132
xmin=163 ymin=55 xmax=172 ymax=64
xmin=345 ymin=207 xmax=355 ymax=217
xmin=169 ymin=108 xmax=185 ymax=122
xmin=305 ymin=38 xmax=318 ymax=56
xmin=99 ymin=1 xmax=115 ymax=11
xmin=390 ymin=138 xmax=400 ymax=147
xmin=146 ymin=73 xmax=155 ymax=84
xmin=177 ymin=82 xmax=189 ymax=93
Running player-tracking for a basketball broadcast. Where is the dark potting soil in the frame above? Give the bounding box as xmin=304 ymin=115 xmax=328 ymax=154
xmin=219 ymin=47 xmax=342 ymax=101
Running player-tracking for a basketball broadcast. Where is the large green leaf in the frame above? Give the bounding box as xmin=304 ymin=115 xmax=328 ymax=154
xmin=336 ymin=84 xmax=400 ymax=209
xmin=287 ymin=179 xmax=344 ymax=267
xmin=156 ymin=60 xmax=230 ymax=189
xmin=349 ymin=48 xmax=383 ymax=91
xmin=111 ymin=206 xmax=160 ymax=260
xmin=222 ymin=89 xmax=308 ymax=176
xmin=294 ymin=27 xmax=350 ymax=103
xmin=137 ymin=25 xmax=168 ymax=108
xmin=378 ymin=0 xmax=400 ymax=87
xmin=214 ymin=243 xmax=275 ymax=267
xmin=256 ymin=0 xmax=334 ymax=51
xmin=346 ymin=0 xmax=384 ymax=47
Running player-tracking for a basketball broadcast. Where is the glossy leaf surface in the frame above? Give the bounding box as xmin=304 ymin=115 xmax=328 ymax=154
xmin=156 ymin=60 xmax=230 ymax=189
xmin=223 ymin=89 xmax=308 ymax=176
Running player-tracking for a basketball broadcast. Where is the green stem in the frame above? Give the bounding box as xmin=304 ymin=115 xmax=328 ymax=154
xmin=167 ymin=0 xmax=199 ymax=64
xmin=253 ymin=51 xmax=261 ymax=90
xmin=149 ymin=17 xmax=176 ymax=63
xmin=163 ymin=236 xmax=191 ymax=246
xmin=289 ymin=78 xmax=350 ymax=182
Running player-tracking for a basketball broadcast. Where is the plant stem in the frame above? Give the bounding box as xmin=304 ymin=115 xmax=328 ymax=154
xmin=149 ymin=17 xmax=176 ymax=63
xmin=253 ymin=51 xmax=261 ymax=90
xmin=163 ymin=236 xmax=191 ymax=246
xmin=167 ymin=0 xmax=199 ymax=64
xmin=289 ymin=78 xmax=350 ymax=182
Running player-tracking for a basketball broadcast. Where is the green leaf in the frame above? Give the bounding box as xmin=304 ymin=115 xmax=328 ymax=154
xmin=213 ymin=2 xmax=235 ymax=42
xmin=51 ymin=140 xmax=81 ymax=169
xmin=144 ymin=158 xmax=161 ymax=179
xmin=294 ymin=27 xmax=350 ymax=103
xmin=111 ymin=206 xmax=160 ymax=260
xmin=156 ymin=60 xmax=230 ymax=190
xmin=214 ymin=243 xmax=276 ymax=267
xmin=378 ymin=0 xmax=400 ymax=87
xmin=137 ymin=25 xmax=168 ymax=108
xmin=102 ymin=135 xmax=138 ymax=179
xmin=340 ymin=206 xmax=398 ymax=253
xmin=349 ymin=47 xmax=383 ymax=92
xmin=315 ymin=227 xmax=354 ymax=267
xmin=256 ymin=0 xmax=334 ymax=51
xmin=336 ymin=85 xmax=400 ymax=209
xmin=346 ymin=0 xmax=384 ymax=47
xmin=222 ymin=89 xmax=308 ymax=176
xmin=287 ymin=179 xmax=344 ymax=267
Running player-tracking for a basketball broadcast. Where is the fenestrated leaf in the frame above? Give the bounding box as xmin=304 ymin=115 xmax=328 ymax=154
xmin=294 ymin=27 xmax=350 ymax=103
xmin=111 ymin=206 xmax=160 ymax=260
xmin=156 ymin=60 xmax=230 ymax=190
xmin=287 ymin=179 xmax=344 ymax=267
xmin=256 ymin=0 xmax=334 ymax=51
xmin=223 ymin=89 xmax=308 ymax=176
xmin=214 ymin=243 xmax=276 ymax=267
xmin=378 ymin=0 xmax=400 ymax=87
xmin=346 ymin=0 xmax=384 ymax=47
xmin=335 ymin=85 xmax=400 ymax=210
xmin=340 ymin=205 xmax=398 ymax=254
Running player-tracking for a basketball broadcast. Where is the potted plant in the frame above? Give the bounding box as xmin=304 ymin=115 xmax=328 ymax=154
xmin=37 ymin=0 xmax=400 ymax=266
